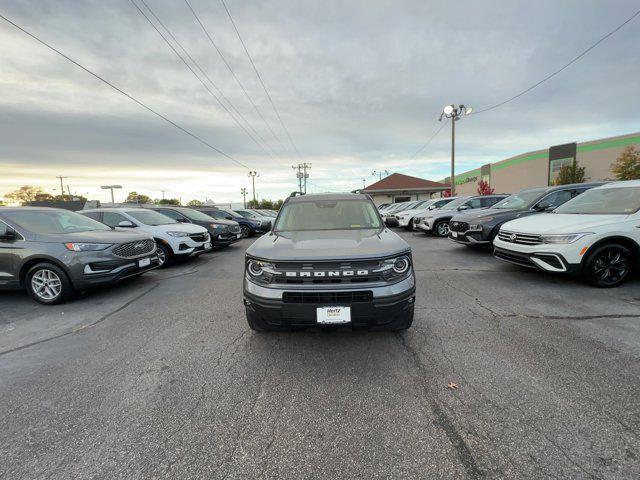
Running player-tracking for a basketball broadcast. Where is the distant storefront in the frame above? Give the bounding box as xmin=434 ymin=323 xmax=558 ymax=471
xmin=362 ymin=173 xmax=449 ymax=206
xmin=449 ymin=131 xmax=640 ymax=195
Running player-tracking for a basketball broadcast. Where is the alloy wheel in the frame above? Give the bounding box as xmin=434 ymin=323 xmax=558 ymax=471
xmin=31 ymin=269 xmax=62 ymax=301
xmin=156 ymin=247 xmax=166 ymax=266
xmin=241 ymin=225 xmax=251 ymax=238
xmin=592 ymin=247 xmax=630 ymax=286
xmin=437 ymin=222 xmax=449 ymax=237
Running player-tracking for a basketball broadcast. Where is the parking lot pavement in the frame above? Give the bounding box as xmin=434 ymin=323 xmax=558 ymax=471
xmin=1 ymin=233 xmax=639 ymax=479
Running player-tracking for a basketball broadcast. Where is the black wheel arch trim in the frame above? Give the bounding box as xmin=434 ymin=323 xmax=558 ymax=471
xmin=19 ymin=256 xmax=73 ymax=288
xmin=580 ymin=236 xmax=640 ymax=270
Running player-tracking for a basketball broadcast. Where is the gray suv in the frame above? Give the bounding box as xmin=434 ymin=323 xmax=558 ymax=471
xmin=244 ymin=193 xmax=415 ymax=331
xmin=0 ymin=207 xmax=159 ymax=304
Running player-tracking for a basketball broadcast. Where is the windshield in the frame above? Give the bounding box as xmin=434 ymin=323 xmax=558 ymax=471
xmin=440 ymin=197 xmax=469 ymax=210
xmin=554 ymin=186 xmax=640 ymax=215
xmin=3 ymin=210 xmax=111 ymax=234
xmin=236 ymin=210 xmax=258 ymax=219
xmin=127 ymin=210 xmax=177 ymax=225
xmin=493 ymin=190 xmax=546 ymax=210
xmin=181 ymin=209 xmax=215 ymax=222
xmin=274 ymin=199 xmax=382 ymax=231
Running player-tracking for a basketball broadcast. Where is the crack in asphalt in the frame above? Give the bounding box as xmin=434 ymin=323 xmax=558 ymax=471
xmin=394 ymin=331 xmax=486 ymax=479
xmin=0 ymin=283 xmax=159 ymax=357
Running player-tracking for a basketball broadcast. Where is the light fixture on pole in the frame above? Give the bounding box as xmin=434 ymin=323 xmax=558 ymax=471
xmin=248 ymin=171 xmax=259 ymax=203
xmin=371 ymin=170 xmax=389 ymax=181
xmin=439 ymin=104 xmax=472 ymax=196
xmin=101 ymin=185 xmax=122 ymax=205
xmin=240 ymin=187 xmax=248 ymax=208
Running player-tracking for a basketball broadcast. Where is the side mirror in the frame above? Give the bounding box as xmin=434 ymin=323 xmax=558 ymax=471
xmin=175 ymin=218 xmax=187 ymax=223
xmin=534 ymin=203 xmax=553 ymax=212
xmin=118 ymin=220 xmax=135 ymax=228
xmin=0 ymin=227 xmax=17 ymax=241
xmin=225 ymin=216 xmax=233 ymax=220
xmin=458 ymin=205 xmax=470 ymax=211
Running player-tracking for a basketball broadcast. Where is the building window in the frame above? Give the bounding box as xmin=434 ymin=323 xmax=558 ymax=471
xmin=549 ymin=157 xmax=574 ymax=185
xmin=394 ymin=196 xmax=410 ymax=202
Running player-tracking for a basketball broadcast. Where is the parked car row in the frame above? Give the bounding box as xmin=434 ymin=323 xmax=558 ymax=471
xmin=0 ymin=204 xmax=275 ymax=304
xmin=381 ymin=180 xmax=640 ymax=287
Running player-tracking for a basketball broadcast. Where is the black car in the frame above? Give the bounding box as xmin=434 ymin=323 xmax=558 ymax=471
xmin=0 ymin=207 xmax=159 ymax=304
xmin=149 ymin=206 xmax=241 ymax=248
xmin=196 ymin=207 xmax=268 ymax=238
xmin=243 ymin=193 xmax=415 ymax=331
xmin=448 ymin=182 xmax=606 ymax=247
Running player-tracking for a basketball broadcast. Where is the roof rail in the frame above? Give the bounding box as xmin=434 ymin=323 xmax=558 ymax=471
xmin=289 ymin=191 xmax=304 ymax=197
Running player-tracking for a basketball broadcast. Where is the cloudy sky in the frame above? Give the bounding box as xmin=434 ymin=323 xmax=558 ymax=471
xmin=1 ymin=0 xmax=639 ymax=204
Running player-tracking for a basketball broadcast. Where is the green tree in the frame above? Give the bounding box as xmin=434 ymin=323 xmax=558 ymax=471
xmin=611 ymin=146 xmax=640 ymax=180
xmin=157 ymin=198 xmax=180 ymax=205
xmin=126 ymin=191 xmax=152 ymax=204
xmin=187 ymin=199 xmax=203 ymax=207
xmin=4 ymin=185 xmax=47 ymax=204
xmin=554 ymin=160 xmax=586 ymax=185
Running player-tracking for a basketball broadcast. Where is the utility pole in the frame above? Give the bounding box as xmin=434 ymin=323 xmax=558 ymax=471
xmin=56 ymin=176 xmax=67 ymax=198
xmin=292 ymin=163 xmax=312 ymax=194
xmin=248 ymin=171 xmax=258 ymax=204
xmin=362 ymin=178 xmax=366 ymax=190
xmin=66 ymin=185 xmax=72 ymax=197
xmin=371 ymin=170 xmax=389 ymax=181
xmin=160 ymin=190 xmax=166 ymax=200
xmin=240 ymin=188 xmax=248 ymax=208
xmin=439 ymin=104 xmax=473 ymax=196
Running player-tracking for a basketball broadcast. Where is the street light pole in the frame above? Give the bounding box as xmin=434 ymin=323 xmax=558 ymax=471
xmin=439 ymin=104 xmax=473 ymax=196
xmin=248 ymin=171 xmax=258 ymax=204
xmin=240 ymin=188 xmax=248 ymax=208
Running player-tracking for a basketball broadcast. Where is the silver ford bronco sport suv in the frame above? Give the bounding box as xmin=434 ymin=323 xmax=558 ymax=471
xmin=243 ymin=193 xmax=415 ymax=331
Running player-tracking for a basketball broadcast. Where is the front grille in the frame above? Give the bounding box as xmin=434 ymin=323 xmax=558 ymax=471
xmin=449 ymin=221 xmax=469 ymax=233
xmin=271 ymin=259 xmax=384 ymax=284
xmin=230 ymin=225 xmax=241 ymax=234
xmin=112 ymin=239 xmax=155 ymax=258
xmin=283 ymin=291 xmax=373 ymax=304
xmin=189 ymin=233 xmax=209 ymax=242
xmin=494 ymin=248 xmax=536 ymax=268
xmin=498 ymin=230 xmax=543 ymax=245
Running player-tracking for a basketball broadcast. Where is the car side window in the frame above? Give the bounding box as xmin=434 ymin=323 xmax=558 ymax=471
xmin=572 ymin=188 xmax=589 ymax=198
xmin=102 ymin=212 xmax=128 ymax=228
xmin=537 ymin=190 xmax=572 ymax=208
xmin=468 ymin=198 xmax=483 ymax=209
xmin=158 ymin=209 xmax=186 ymax=221
xmin=210 ymin=211 xmax=224 ymax=219
xmin=480 ymin=197 xmax=498 ymax=208
xmin=82 ymin=212 xmax=102 ymax=221
xmin=0 ymin=221 xmax=7 ymax=237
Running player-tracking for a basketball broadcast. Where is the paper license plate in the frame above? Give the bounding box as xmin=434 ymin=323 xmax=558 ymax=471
xmin=317 ymin=306 xmax=351 ymax=324
xmin=451 ymin=231 xmax=457 ymax=238
xmin=138 ymin=257 xmax=151 ymax=268
xmin=237 ymin=233 xmax=242 ymax=239
xmin=204 ymin=242 xmax=212 ymax=249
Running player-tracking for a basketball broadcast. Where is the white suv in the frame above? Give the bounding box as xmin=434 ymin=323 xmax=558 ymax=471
xmin=82 ymin=208 xmax=211 ymax=268
xmin=395 ymin=198 xmax=453 ymax=229
xmin=494 ymin=180 xmax=640 ymax=287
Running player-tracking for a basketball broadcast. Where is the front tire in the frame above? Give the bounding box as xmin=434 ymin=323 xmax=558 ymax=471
xmin=434 ymin=220 xmax=450 ymax=237
xmin=583 ymin=243 xmax=633 ymax=288
xmin=26 ymin=262 xmax=74 ymax=305
xmin=156 ymin=243 xmax=173 ymax=268
xmin=405 ymin=218 xmax=415 ymax=230
xmin=240 ymin=225 xmax=252 ymax=238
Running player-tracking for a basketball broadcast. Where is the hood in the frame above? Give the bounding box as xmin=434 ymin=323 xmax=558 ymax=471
xmin=37 ymin=228 xmax=152 ymax=244
xmin=427 ymin=206 xmax=482 ymax=220
xmin=246 ymin=228 xmax=410 ymax=261
xmin=452 ymin=208 xmax=520 ymax=223
xmin=151 ymin=223 xmax=208 ymax=234
xmin=501 ymin=213 xmax=628 ymax=234
xmin=208 ymin=218 xmax=240 ymax=226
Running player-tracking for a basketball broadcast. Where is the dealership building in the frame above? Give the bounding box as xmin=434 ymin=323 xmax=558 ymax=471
xmin=449 ymin=131 xmax=640 ymax=196
xmin=362 ymin=173 xmax=450 ymax=206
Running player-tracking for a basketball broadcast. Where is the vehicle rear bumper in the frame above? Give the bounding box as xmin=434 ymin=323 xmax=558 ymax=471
xmin=243 ymin=275 xmax=415 ymax=328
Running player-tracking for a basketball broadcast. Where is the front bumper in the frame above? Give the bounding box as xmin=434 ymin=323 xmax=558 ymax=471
xmin=75 ymin=254 xmax=160 ymax=288
xmin=210 ymin=232 xmax=241 ymax=247
xmin=243 ymin=274 xmax=415 ymax=328
xmin=448 ymin=230 xmax=491 ymax=246
xmin=384 ymin=217 xmax=399 ymax=227
xmin=415 ymin=221 xmax=433 ymax=232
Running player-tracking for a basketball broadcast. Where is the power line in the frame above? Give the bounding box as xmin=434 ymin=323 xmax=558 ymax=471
xmin=130 ymin=0 xmax=275 ymax=160
xmin=137 ymin=0 xmax=277 ymax=159
xmin=184 ymin=0 xmax=293 ymax=161
xmin=475 ymin=8 xmax=640 ymax=115
xmin=0 ymin=11 xmax=250 ymax=169
xmin=220 ymin=0 xmax=301 ymax=160
xmin=410 ymin=119 xmax=448 ymax=159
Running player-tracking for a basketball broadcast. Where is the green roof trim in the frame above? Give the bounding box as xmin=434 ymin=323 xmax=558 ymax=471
xmin=453 ymin=133 xmax=640 ymax=183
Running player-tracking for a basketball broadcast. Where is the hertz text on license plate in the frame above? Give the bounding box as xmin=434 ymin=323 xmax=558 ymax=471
xmin=138 ymin=257 xmax=151 ymax=268
xmin=317 ymin=306 xmax=351 ymax=324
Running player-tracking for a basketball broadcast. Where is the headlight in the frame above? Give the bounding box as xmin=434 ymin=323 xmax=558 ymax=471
xmin=392 ymin=256 xmax=411 ymax=274
xmin=210 ymin=223 xmax=224 ymax=231
xmin=375 ymin=255 xmax=412 ymax=278
xmin=246 ymin=259 xmax=276 ymax=279
xmin=167 ymin=231 xmax=190 ymax=237
xmin=541 ymin=233 xmax=592 ymax=244
xmin=468 ymin=224 xmax=483 ymax=232
xmin=65 ymin=242 xmax=112 ymax=252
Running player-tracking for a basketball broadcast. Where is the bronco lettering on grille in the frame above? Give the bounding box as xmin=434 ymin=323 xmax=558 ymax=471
xmin=284 ymin=269 xmax=370 ymax=277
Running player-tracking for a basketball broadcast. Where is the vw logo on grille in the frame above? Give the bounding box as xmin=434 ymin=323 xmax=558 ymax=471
xmin=509 ymin=233 xmax=517 ymax=242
